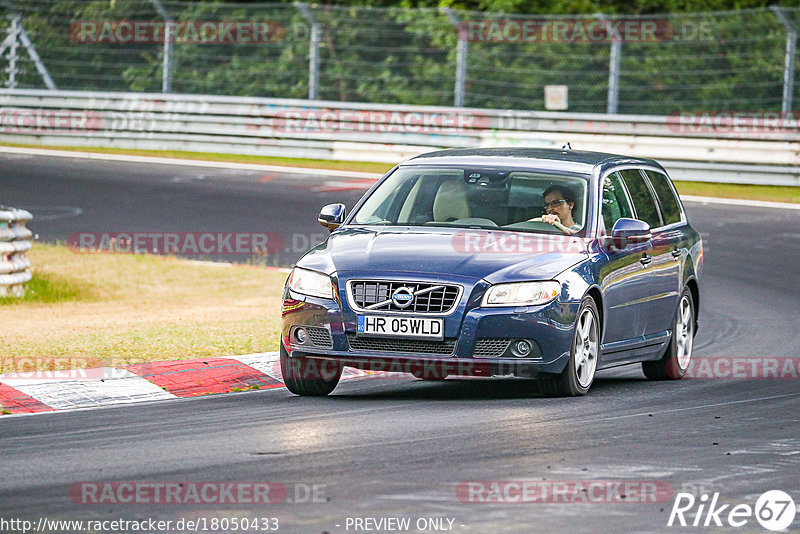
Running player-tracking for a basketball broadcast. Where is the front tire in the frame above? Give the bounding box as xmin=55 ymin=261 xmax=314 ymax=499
xmin=540 ymin=296 xmax=600 ymax=397
xmin=280 ymin=345 xmax=342 ymax=396
xmin=642 ymin=288 xmax=695 ymax=380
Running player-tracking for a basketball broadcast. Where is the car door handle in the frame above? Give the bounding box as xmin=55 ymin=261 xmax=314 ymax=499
xmin=672 ymin=248 xmax=682 ymax=260
xmin=640 ymin=253 xmax=652 ymax=266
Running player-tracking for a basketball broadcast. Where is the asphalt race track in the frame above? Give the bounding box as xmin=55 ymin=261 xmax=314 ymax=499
xmin=0 ymin=152 xmax=371 ymax=266
xmin=1 ymin=153 xmax=800 ymax=534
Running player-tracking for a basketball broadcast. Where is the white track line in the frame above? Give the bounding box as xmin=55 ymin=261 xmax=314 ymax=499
xmin=0 ymin=146 xmax=382 ymax=179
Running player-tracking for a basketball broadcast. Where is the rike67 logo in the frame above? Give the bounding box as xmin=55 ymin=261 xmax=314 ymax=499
xmin=668 ymin=490 xmax=796 ymax=531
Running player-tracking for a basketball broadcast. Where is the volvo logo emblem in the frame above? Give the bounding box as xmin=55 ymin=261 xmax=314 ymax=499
xmin=391 ymin=287 xmax=415 ymax=309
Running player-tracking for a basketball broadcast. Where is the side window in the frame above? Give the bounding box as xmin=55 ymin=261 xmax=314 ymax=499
xmin=618 ymin=169 xmax=662 ymax=229
xmin=644 ymin=170 xmax=683 ymax=226
xmin=601 ymin=172 xmax=634 ymax=232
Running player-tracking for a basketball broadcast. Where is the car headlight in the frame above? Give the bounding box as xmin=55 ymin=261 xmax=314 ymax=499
xmin=481 ymin=281 xmax=560 ymax=307
xmin=288 ymin=267 xmax=334 ymax=299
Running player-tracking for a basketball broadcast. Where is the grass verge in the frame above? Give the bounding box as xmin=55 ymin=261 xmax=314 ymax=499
xmin=0 ymin=142 xmax=394 ymax=174
xmin=0 ymin=271 xmax=89 ymax=305
xmin=0 ymin=243 xmax=286 ymax=373
xmin=674 ymin=181 xmax=800 ymax=204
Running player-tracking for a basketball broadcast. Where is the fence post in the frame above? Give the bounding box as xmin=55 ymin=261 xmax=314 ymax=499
xmin=4 ymin=15 xmax=18 ymax=88
xmin=442 ymin=8 xmax=467 ymax=108
xmin=296 ymin=2 xmax=320 ymax=100
xmin=599 ymin=14 xmax=622 ymax=114
xmin=607 ymin=40 xmax=621 ymax=114
xmin=147 ymin=0 xmax=173 ymax=93
xmin=771 ymin=6 xmax=797 ymax=114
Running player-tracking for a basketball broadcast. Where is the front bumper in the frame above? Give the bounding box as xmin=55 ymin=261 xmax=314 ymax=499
xmin=281 ymin=286 xmax=579 ymax=378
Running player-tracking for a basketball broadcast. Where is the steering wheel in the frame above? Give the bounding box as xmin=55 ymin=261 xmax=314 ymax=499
xmin=527 ymin=217 xmax=571 ymax=234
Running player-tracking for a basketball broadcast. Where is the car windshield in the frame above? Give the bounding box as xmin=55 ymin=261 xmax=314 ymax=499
xmin=350 ymin=166 xmax=589 ymax=234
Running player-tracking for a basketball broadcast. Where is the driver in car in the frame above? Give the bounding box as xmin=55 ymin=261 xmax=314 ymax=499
xmin=540 ymin=185 xmax=580 ymax=235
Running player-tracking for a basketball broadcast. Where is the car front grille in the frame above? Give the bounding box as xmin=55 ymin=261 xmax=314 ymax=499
xmin=346 ymin=334 xmax=456 ymax=355
xmin=348 ymin=280 xmax=461 ymax=314
xmin=473 ymin=338 xmax=511 ymax=357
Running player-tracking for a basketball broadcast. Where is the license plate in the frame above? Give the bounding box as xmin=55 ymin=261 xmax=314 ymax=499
xmin=357 ymin=315 xmax=444 ymax=340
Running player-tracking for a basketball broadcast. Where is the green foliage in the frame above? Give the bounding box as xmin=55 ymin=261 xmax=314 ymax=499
xmin=2 ymin=1 xmax=798 ymax=113
xmin=287 ymin=0 xmax=800 ymax=15
xmin=0 ymin=272 xmax=89 ymax=305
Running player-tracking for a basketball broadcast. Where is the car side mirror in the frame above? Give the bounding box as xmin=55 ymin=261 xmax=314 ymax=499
xmin=610 ymin=218 xmax=651 ymax=249
xmin=318 ymin=203 xmax=346 ymax=231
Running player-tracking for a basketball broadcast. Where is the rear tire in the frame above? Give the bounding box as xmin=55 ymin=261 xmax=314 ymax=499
xmin=280 ymin=345 xmax=342 ymax=396
xmin=540 ymin=296 xmax=600 ymax=397
xmin=642 ymin=288 xmax=695 ymax=380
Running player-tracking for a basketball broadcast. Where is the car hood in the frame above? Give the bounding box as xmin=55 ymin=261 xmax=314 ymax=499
xmin=297 ymin=227 xmax=588 ymax=283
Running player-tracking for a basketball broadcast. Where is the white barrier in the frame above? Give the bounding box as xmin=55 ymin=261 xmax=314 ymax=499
xmin=1 ymin=89 xmax=798 ymax=185
xmin=0 ymin=206 xmax=33 ymax=297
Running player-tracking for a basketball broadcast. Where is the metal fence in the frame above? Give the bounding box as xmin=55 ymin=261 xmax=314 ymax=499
xmin=1 ymin=1 xmax=798 ymax=115
xmin=0 ymin=206 xmax=32 ymax=297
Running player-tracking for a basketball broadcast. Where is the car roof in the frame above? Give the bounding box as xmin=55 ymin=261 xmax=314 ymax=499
xmin=400 ymin=147 xmax=663 ymax=175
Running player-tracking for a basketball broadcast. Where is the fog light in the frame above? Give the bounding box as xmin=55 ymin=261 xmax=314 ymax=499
xmin=510 ymin=339 xmax=532 ymax=357
xmin=295 ymin=327 xmax=307 ymax=344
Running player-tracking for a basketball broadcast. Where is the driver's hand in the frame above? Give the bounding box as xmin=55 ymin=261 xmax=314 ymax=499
xmin=541 ymin=214 xmax=574 ymax=235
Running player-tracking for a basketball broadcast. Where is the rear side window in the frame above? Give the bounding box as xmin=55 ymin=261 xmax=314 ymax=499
xmin=618 ymin=169 xmax=662 ymax=229
xmin=601 ymin=172 xmax=634 ymax=232
xmin=644 ymin=170 xmax=683 ymax=226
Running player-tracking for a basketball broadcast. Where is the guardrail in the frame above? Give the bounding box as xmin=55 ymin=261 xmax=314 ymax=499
xmin=1 ymin=89 xmax=798 ymax=185
xmin=0 ymin=206 xmax=33 ymax=297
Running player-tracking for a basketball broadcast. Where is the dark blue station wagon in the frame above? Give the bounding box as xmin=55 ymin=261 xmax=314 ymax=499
xmin=281 ymin=148 xmax=703 ymax=397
